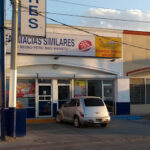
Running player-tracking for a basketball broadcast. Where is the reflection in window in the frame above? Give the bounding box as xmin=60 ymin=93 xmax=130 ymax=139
xmin=104 ymin=86 xmax=112 ymax=98
xmin=58 ymin=86 xmax=70 ymax=108
xmin=39 ymin=101 xmax=51 ymax=116
xmin=17 ymin=97 xmax=35 ymax=108
xmin=58 ymin=80 xmax=70 ymax=108
xmin=17 ymin=79 xmax=35 ymax=108
xmin=38 ymin=79 xmax=51 ymax=84
xmin=59 ymin=86 xmax=70 ymax=100
xmin=88 ymin=80 xmax=102 ymax=97
xmin=58 ymin=80 xmax=70 ymax=84
xmin=39 ymin=86 xmax=51 ymax=95
xmin=103 ymin=80 xmax=113 ymax=84
xmin=74 ymin=80 xmax=86 ymax=97
xmin=146 ymin=79 xmax=150 ymax=104
xmin=130 ymin=78 xmax=145 ymax=104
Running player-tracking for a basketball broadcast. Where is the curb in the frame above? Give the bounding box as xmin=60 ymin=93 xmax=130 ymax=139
xmin=26 ymin=115 xmax=144 ymax=124
xmin=111 ymin=115 xmax=142 ymax=120
xmin=26 ymin=118 xmax=56 ymax=124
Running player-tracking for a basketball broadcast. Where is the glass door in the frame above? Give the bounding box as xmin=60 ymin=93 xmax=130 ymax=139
xmin=58 ymin=80 xmax=71 ymax=108
xmin=38 ymin=84 xmax=52 ymax=117
xmin=103 ymin=85 xmax=113 ymax=102
xmin=102 ymin=81 xmax=114 ymax=114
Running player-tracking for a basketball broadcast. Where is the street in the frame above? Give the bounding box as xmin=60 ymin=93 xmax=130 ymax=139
xmin=0 ymin=118 xmax=150 ymax=150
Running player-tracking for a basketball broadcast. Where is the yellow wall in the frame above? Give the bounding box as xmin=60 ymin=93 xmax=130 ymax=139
xmin=123 ymin=32 xmax=150 ymax=77
xmin=131 ymin=104 xmax=150 ymax=115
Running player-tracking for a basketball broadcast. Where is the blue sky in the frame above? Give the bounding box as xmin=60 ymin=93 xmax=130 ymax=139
xmin=6 ymin=0 xmax=150 ymax=31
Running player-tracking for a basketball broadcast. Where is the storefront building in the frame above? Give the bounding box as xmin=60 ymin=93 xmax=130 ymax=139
xmin=123 ymin=30 xmax=150 ymax=115
xmin=5 ymin=23 xmax=130 ymax=118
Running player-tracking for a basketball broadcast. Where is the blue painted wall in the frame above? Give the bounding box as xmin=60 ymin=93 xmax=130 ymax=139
xmin=5 ymin=108 xmax=26 ymax=137
xmin=116 ymin=102 xmax=130 ymax=115
xmin=53 ymin=103 xmax=57 ymax=117
xmin=25 ymin=108 xmax=35 ymax=118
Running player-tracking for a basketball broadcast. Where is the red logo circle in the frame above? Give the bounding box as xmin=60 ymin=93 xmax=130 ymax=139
xmin=78 ymin=40 xmax=92 ymax=52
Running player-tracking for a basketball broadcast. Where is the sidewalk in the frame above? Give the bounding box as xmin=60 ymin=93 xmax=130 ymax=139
xmin=1 ymin=119 xmax=150 ymax=150
xmin=0 ymin=114 xmax=145 ymax=137
xmin=1 ymin=114 xmax=149 ymax=142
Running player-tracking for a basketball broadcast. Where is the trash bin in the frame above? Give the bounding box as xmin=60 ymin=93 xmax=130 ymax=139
xmin=6 ymin=108 xmax=27 ymax=137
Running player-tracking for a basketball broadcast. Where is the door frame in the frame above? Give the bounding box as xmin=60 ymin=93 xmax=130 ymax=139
xmin=102 ymin=81 xmax=115 ymax=114
xmin=58 ymin=80 xmax=71 ymax=108
xmin=36 ymin=82 xmax=52 ymax=117
xmin=102 ymin=83 xmax=113 ymax=101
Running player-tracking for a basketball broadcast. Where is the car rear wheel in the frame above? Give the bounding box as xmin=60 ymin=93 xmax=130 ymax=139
xmin=73 ymin=117 xmax=80 ymax=128
xmin=101 ymin=123 xmax=107 ymax=127
xmin=56 ymin=113 xmax=62 ymax=123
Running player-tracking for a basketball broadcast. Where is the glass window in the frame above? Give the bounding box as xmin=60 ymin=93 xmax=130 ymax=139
xmin=39 ymin=101 xmax=51 ymax=116
xmin=58 ymin=80 xmax=71 ymax=108
xmin=39 ymin=86 xmax=51 ymax=95
xmin=104 ymin=85 xmax=113 ymax=98
xmin=58 ymin=80 xmax=70 ymax=84
xmin=74 ymin=80 xmax=87 ymax=97
xmin=146 ymin=79 xmax=150 ymax=104
xmin=58 ymin=85 xmax=70 ymax=108
xmin=17 ymin=79 xmax=35 ymax=108
xmin=130 ymin=78 xmax=145 ymax=104
xmin=17 ymin=97 xmax=35 ymax=108
xmin=103 ymin=80 xmax=113 ymax=84
xmin=38 ymin=85 xmax=51 ymax=101
xmin=58 ymin=86 xmax=70 ymax=100
xmin=84 ymin=98 xmax=104 ymax=107
xmin=38 ymin=79 xmax=51 ymax=83
xmin=88 ymin=80 xmax=102 ymax=97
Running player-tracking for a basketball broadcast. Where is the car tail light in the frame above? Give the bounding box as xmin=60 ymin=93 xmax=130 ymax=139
xmin=79 ymin=112 xmax=84 ymax=118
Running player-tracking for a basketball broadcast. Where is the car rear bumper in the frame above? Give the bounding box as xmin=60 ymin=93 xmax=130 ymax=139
xmin=80 ymin=117 xmax=110 ymax=125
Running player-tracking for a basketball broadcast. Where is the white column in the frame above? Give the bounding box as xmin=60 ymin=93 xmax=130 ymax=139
xmin=52 ymin=79 xmax=58 ymax=103
xmin=71 ymin=79 xmax=74 ymax=98
xmin=9 ymin=0 xmax=19 ymax=108
xmin=117 ymin=77 xmax=130 ymax=103
xmin=35 ymin=78 xmax=38 ymax=117
xmin=9 ymin=70 xmax=17 ymax=107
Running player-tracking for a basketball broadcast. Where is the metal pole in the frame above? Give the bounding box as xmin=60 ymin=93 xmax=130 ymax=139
xmin=9 ymin=0 xmax=19 ymax=137
xmin=0 ymin=0 xmax=6 ymax=141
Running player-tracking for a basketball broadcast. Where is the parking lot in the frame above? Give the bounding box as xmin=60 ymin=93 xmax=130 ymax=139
xmin=1 ymin=118 xmax=150 ymax=150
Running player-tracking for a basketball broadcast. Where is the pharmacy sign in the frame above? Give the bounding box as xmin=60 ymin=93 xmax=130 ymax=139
xmin=20 ymin=0 xmax=46 ymax=37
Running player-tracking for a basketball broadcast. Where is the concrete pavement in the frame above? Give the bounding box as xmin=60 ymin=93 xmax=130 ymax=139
xmin=1 ymin=118 xmax=150 ymax=150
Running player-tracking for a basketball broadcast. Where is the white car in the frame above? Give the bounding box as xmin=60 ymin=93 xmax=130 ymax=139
xmin=56 ymin=96 xmax=111 ymax=127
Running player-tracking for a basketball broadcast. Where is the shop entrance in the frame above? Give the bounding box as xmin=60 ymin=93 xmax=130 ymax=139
xmin=58 ymin=80 xmax=71 ymax=108
xmin=37 ymin=84 xmax=52 ymax=117
xmin=88 ymin=80 xmax=114 ymax=114
xmin=102 ymin=82 xmax=114 ymax=113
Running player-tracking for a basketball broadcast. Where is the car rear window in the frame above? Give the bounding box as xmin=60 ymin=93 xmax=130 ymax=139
xmin=84 ymin=98 xmax=104 ymax=106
